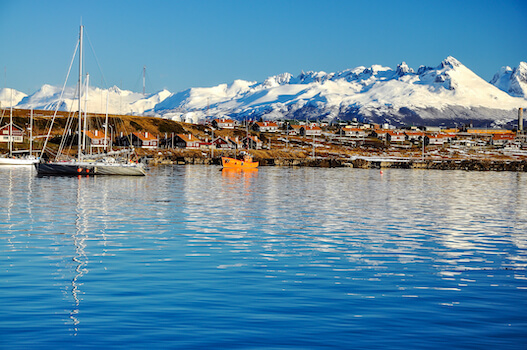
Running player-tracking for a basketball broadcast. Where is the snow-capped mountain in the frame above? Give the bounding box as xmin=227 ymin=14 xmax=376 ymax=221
xmin=156 ymin=56 xmax=527 ymax=127
xmin=490 ymin=62 xmax=527 ymax=98
xmin=0 ymin=88 xmax=27 ymax=108
xmin=5 ymin=56 xmax=527 ymax=127
xmin=129 ymin=89 xmax=171 ymax=115
xmin=14 ymin=84 xmax=170 ymax=115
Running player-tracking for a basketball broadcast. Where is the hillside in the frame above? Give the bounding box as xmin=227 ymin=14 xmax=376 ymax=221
xmin=0 ymin=108 xmax=206 ymax=153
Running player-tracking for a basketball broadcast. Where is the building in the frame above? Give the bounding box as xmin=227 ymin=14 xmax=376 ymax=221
xmin=404 ymin=131 xmax=425 ymax=143
xmin=466 ymin=128 xmax=514 ymax=135
xmin=212 ymin=118 xmax=235 ymax=129
xmin=173 ymin=133 xmax=201 ymax=149
xmin=226 ymin=136 xmax=243 ymax=149
xmin=131 ymin=132 xmax=158 ymax=149
xmin=0 ymin=124 xmax=24 ymax=143
xmin=242 ymin=135 xmax=263 ymax=149
xmin=253 ymin=121 xmax=279 ymax=133
xmin=425 ymin=134 xmax=450 ymax=145
xmin=386 ymin=131 xmax=406 ymax=143
xmin=491 ymin=133 xmax=516 ymax=146
xmin=340 ymin=127 xmax=368 ymax=138
xmin=84 ymin=130 xmax=111 ymax=149
xmin=300 ymin=125 xmax=322 ymax=136
xmin=289 ymin=125 xmax=303 ymax=135
xmin=212 ymin=136 xmax=235 ymax=149
xmin=371 ymin=129 xmax=391 ymax=141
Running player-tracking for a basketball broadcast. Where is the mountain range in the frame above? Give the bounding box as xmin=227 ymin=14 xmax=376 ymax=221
xmin=1 ymin=57 xmax=526 ymax=128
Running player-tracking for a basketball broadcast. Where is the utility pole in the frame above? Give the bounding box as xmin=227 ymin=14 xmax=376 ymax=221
xmin=246 ymin=117 xmax=249 ymax=150
xmin=312 ymin=131 xmax=315 ymax=158
xmin=422 ymin=135 xmax=425 ymax=161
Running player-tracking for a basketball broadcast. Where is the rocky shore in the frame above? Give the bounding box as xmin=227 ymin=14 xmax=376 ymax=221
xmin=146 ymin=151 xmax=527 ymax=172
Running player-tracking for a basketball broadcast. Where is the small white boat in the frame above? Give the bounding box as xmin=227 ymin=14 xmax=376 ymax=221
xmin=0 ymin=101 xmax=39 ymax=166
xmin=0 ymin=155 xmax=39 ymax=166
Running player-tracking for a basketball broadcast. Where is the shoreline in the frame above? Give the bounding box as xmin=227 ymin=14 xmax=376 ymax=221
xmin=146 ymin=152 xmax=527 ymax=172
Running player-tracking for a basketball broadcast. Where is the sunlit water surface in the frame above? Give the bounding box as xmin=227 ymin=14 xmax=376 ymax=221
xmin=1 ymin=166 xmax=526 ymax=349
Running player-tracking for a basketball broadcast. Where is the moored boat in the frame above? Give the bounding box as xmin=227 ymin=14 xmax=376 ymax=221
xmin=35 ymin=24 xmax=146 ymax=177
xmin=36 ymin=158 xmax=146 ymax=176
xmin=0 ymin=100 xmax=40 ymax=166
xmin=0 ymin=155 xmax=39 ymax=166
xmin=221 ymin=152 xmax=258 ymax=169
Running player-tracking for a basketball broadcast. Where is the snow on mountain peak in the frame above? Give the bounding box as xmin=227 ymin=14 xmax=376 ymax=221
xmin=262 ymin=73 xmax=293 ymax=88
xmin=439 ymin=56 xmax=462 ymax=69
xmin=298 ymin=70 xmax=333 ymax=84
xmin=395 ymin=62 xmax=414 ymax=77
xmin=0 ymin=88 xmax=28 ymax=107
xmin=490 ymin=61 xmax=527 ymax=98
xmin=108 ymin=86 xmax=122 ymax=94
xmin=512 ymin=62 xmax=527 ymax=82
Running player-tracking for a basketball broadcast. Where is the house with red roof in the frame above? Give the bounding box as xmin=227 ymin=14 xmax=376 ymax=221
xmin=84 ymin=130 xmax=110 ymax=148
xmin=300 ymin=125 xmax=322 ymax=136
xmin=491 ymin=133 xmax=516 ymax=146
xmin=242 ymin=135 xmax=263 ymax=149
xmin=0 ymin=124 xmax=24 ymax=143
xmin=340 ymin=127 xmax=368 ymax=138
xmin=289 ymin=125 xmax=303 ymax=135
xmin=130 ymin=132 xmax=158 ymax=149
xmin=371 ymin=129 xmax=391 ymax=141
xmin=212 ymin=117 xmax=235 ymax=129
xmin=253 ymin=121 xmax=279 ymax=133
xmin=386 ymin=131 xmax=406 ymax=143
xmin=404 ymin=131 xmax=426 ymax=143
xmin=425 ymin=134 xmax=450 ymax=146
xmin=174 ymin=133 xmax=201 ymax=149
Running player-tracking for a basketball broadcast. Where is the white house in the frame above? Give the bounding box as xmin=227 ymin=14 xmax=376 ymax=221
xmin=341 ymin=127 xmax=367 ymax=138
xmin=253 ymin=121 xmax=279 ymax=133
xmin=386 ymin=131 xmax=406 ymax=143
xmin=212 ymin=118 xmax=235 ymax=129
xmin=301 ymin=125 xmax=322 ymax=136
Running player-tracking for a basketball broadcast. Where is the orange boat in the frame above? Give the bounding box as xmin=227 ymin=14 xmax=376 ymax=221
xmin=221 ymin=153 xmax=259 ymax=169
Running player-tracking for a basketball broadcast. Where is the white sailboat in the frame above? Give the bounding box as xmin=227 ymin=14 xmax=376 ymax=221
xmin=35 ymin=25 xmax=146 ymax=176
xmin=0 ymin=102 xmax=39 ymax=166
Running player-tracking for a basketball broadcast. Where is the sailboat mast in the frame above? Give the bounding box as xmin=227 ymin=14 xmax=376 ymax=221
xmin=9 ymin=92 xmax=13 ymax=157
xmin=78 ymin=25 xmax=84 ymax=160
xmin=143 ymin=65 xmax=146 ymax=96
xmin=30 ymin=108 xmax=33 ymax=156
xmin=83 ymin=73 xmax=89 ymax=154
xmin=104 ymin=91 xmax=109 ymax=151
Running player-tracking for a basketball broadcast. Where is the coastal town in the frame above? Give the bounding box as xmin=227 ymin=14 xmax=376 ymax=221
xmin=1 ymin=107 xmax=527 ymax=171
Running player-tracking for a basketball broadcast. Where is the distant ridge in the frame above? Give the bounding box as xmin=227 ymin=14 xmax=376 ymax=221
xmin=3 ymin=57 xmax=527 ymax=127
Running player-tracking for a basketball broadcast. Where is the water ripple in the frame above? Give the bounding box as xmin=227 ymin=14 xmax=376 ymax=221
xmin=0 ymin=166 xmax=526 ymax=349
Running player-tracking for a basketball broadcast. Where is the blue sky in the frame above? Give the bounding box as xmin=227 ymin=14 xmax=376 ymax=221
xmin=1 ymin=0 xmax=526 ymax=95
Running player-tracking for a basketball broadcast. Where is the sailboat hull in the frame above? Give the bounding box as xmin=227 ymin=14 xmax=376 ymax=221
xmin=35 ymin=161 xmax=146 ymax=176
xmin=0 ymin=157 xmax=40 ymax=166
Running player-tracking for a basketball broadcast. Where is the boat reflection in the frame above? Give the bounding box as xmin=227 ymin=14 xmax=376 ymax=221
xmin=221 ymin=167 xmax=259 ymax=178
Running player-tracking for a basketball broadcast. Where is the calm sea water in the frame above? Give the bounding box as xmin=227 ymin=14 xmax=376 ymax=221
xmin=1 ymin=165 xmax=526 ymax=349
